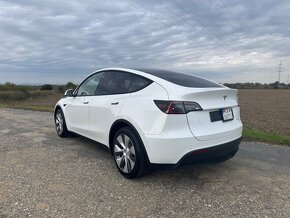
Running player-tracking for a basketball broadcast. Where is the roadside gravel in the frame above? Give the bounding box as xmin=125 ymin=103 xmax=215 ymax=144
xmin=0 ymin=108 xmax=289 ymax=217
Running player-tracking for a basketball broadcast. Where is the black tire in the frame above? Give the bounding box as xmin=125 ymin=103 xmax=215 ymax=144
xmin=112 ymin=127 xmax=148 ymax=179
xmin=54 ymin=109 xmax=69 ymax=138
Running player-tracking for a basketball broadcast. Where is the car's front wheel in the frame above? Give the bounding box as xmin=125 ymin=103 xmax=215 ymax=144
xmin=113 ymin=127 xmax=148 ymax=179
xmin=55 ymin=109 xmax=69 ymax=138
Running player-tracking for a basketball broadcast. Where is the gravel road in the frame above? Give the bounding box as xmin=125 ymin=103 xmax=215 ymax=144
xmin=0 ymin=108 xmax=289 ymax=217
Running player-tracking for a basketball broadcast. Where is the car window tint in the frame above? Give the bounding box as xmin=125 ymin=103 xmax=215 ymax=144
xmin=136 ymin=69 xmax=222 ymax=88
xmin=95 ymin=71 xmax=152 ymax=95
xmin=95 ymin=71 xmax=132 ymax=95
xmin=129 ymin=75 xmax=152 ymax=92
xmin=77 ymin=72 xmax=103 ymax=96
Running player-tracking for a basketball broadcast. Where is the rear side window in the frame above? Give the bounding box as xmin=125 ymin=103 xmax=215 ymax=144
xmin=129 ymin=75 xmax=152 ymax=92
xmin=95 ymin=71 xmax=152 ymax=95
xmin=137 ymin=69 xmax=222 ymax=88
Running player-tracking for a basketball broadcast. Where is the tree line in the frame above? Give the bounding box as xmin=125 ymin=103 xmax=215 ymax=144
xmin=223 ymin=82 xmax=290 ymax=89
xmin=1 ymin=81 xmax=290 ymax=91
xmin=0 ymin=82 xmax=78 ymax=92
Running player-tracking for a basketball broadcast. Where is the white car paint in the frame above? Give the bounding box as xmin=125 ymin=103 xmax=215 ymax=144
xmin=55 ymin=68 xmax=243 ymax=164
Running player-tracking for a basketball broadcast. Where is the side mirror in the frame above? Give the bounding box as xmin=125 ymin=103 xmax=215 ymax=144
xmin=64 ymin=89 xmax=75 ymax=97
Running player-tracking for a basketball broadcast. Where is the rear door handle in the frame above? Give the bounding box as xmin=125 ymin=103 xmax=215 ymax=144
xmin=83 ymin=101 xmax=89 ymax=104
xmin=111 ymin=102 xmax=119 ymax=105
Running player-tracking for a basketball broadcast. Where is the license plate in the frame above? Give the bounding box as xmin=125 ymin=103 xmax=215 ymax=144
xmin=221 ymin=108 xmax=233 ymax=121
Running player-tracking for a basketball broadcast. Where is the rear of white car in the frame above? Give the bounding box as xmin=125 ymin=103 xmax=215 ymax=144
xmin=121 ymin=69 xmax=242 ymax=167
xmin=54 ymin=68 xmax=242 ymax=178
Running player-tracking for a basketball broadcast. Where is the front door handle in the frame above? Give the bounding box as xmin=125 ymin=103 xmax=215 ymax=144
xmin=111 ymin=102 xmax=119 ymax=105
xmin=83 ymin=101 xmax=89 ymax=104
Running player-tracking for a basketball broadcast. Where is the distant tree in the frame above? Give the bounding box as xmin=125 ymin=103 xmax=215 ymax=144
xmin=40 ymin=84 xmax=53 ymax=91
xmin=223 ymin=81 xmax=290 ymax=89
xmin=273 ymin=81 xmax=280 ymax=89
xmin=4 ymin=82 xmax=16 ymax=90
xmin=4 ymin=81 xmax=16 ymax=87
xmin=65 ymin=82 xmax=77 ymax=90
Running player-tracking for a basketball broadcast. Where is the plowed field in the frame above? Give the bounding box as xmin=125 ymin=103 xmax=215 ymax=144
xmin=239 ymin=89 xmax=290 ymax=136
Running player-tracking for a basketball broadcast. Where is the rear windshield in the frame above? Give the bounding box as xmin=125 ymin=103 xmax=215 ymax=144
xmin=137 ymin=69 xmax=222 ymax=88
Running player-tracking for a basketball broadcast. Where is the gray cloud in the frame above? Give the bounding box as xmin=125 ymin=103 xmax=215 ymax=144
xmin=0 ymin=0 xmax=290 ymax=84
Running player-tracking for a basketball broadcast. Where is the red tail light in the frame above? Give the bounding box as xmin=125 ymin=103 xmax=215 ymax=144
xmin=154 ymin=100 xmax=202 ymax=114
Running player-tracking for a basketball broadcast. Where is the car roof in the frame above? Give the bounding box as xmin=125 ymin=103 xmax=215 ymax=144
xmin=95 ymin=67 xmax=223 ymax=88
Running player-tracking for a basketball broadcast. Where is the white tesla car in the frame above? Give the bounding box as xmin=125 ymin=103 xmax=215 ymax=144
xmin=54 ymin=68 xmax=242 ymax=178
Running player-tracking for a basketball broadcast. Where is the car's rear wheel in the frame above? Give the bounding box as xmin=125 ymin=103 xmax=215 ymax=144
xmin=55 ymin=109 xmax=69 ymax=138
xmin=113 ymin=127 xmax=148 ymax=179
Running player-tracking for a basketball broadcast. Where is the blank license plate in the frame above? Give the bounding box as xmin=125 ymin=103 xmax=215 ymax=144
xmin=221 ymin=108 xmax=233 ymax=121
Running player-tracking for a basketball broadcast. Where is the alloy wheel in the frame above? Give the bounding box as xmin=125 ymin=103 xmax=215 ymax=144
xmin=114 ymin=134 xmax=136 ymax=173
xmin=55 ymin=111 xmax=64 ymax=135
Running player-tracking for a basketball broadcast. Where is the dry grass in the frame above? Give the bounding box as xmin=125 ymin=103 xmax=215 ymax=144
xmin=0 ymin=91 xmax=63 ymax=112
xmin=0 ymin=90 xmax=50 ymax=102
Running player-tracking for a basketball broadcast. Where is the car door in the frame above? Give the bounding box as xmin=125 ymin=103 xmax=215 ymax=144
xmin=87 ymin=71 xmax=133 ymax=145
xmin=65 ymin=72 xmax=103 ymax=135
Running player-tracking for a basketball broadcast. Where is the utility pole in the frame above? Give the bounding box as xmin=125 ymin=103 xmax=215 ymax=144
xmin=278 ymin=61 xmax=282 ymax=84
xmin=287 ymin=73 xmax=289 ymax=84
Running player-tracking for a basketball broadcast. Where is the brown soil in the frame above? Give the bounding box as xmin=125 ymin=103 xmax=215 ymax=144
xmin=238 ymin=89 xmax=290 ymax=136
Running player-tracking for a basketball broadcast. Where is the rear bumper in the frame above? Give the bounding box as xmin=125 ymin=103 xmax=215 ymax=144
xmin=150 ymin=137 xmax=241 ymax=170
xmin=142 ymin=124 xmax=242 ymax=164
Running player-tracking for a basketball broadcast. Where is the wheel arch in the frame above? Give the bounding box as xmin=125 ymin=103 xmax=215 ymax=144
xmin=54 ymin=104 xmax=62 ymax=117
xmin=109 ymin=119 xmax=150 ymax=163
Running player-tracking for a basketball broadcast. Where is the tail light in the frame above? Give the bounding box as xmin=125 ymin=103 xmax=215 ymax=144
xmin=154 ymin=100 xmax=202 ymax=114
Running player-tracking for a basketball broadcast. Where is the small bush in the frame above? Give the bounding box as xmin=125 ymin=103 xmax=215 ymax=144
xmin=65 ymin=82 xmax=77 ymax=90
xmin=40 ymin=84 xmax=53 ymax=91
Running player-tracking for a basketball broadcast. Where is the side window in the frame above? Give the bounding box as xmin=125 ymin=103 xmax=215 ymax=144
xmin=129 ymin=75 xmax=152 ymax=92
xmin=77 ymin=72 xmax=103 ymax=96
xmin=95 ymin=71 xmax=132 ymax=95
xmin=95 ymin=71 xmax=153 ymax=95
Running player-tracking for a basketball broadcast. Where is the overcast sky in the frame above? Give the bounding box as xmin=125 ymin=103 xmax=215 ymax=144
xmin=1 ymin=0 xmax=290 ymax=84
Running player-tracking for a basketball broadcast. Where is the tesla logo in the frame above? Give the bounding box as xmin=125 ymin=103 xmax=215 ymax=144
xmin=223 ymin=95 xmax=227 ymax=100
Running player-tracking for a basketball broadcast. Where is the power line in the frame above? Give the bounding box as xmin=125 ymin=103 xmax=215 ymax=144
xmin=172 ymin=0 xmax=229 ymax=47
xmin=123 ymin=0 xmax=287 ymax=66
xmin=154 ymin=0 xmax=229 ymax=51
xmin=209 ymin=1 xmax=246 ymax=38
xmin=189 ymin=0 xmax=240 ymax=38
xmin=170 ymin=0 xmax=238 ymax=52
xmin=123 ymin=0 xmax=209 ymax=66
xmin=123 ymin=0 xmax=238 ymax=60
xmin=123 ymin=0 xmax=172 ymax=29
xmin=125 ymin=0 xmax=266 ymax=61
xmin=219 ymin=0 xmax=251 ymax=37
xmin=155 ymin=0 xmax=183 ymax=22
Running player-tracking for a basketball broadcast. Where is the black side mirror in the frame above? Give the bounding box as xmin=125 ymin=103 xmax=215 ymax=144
xmin=64 ymin=89 xmax=75 ymax=97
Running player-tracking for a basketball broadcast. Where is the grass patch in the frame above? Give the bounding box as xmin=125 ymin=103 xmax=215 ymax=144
xmin=0 ymin=104 xmax=54 ymax=112
xmin=0 ymin=89 xmax=60 ymax=112
xmin=0 ymin=90 xmax=51 ymax=102
xmin=243 ymin=127 xmax=290 ymax=146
